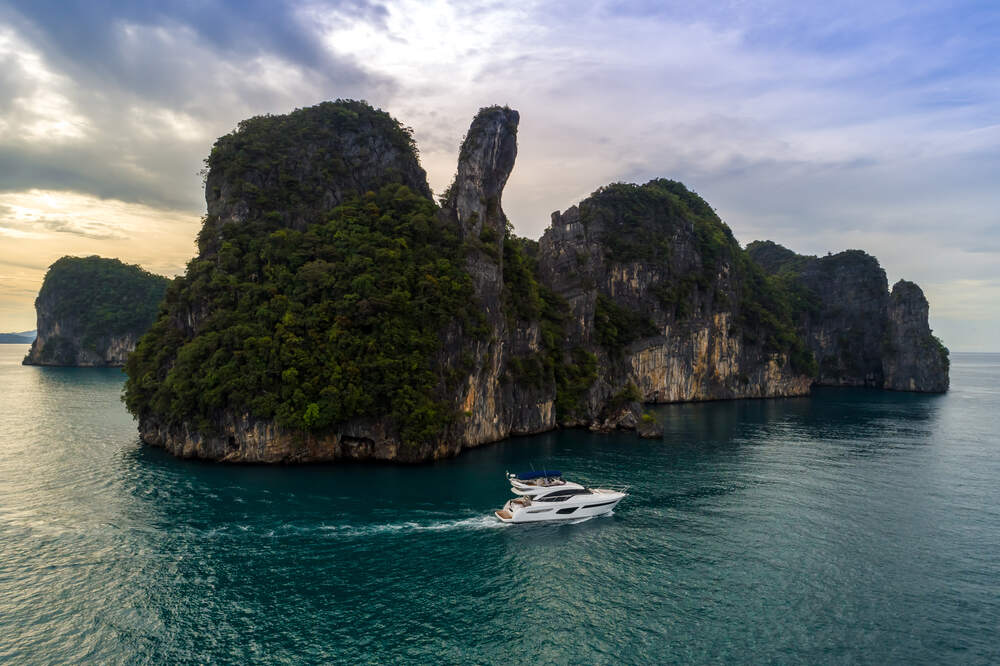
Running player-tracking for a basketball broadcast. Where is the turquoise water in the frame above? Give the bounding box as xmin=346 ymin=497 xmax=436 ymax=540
xmin=1 ymin=345 xmax=998 ymax=664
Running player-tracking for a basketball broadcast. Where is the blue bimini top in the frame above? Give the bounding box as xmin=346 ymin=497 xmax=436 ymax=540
xmin=515 ymin=470 xmax=562 ymax=480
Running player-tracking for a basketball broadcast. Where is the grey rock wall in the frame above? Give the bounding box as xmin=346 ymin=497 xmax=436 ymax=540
xmin=746 ymin=241 xmax=949 ymax=392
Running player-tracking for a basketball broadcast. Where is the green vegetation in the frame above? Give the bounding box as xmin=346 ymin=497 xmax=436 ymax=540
xmin=125 ymin=184 xmax=480 ymax=444
xmin=608 ymin=382 xmax=643 ymax=410
xmin=581 ymin=179 xmax=730 ymax=268
xmin=734 ymin=253 xmax=819 ymax=376
xmin=501 ymin=231 xmax=546 ymax=324
xmin=651 ymin=275 xmax=702 ymax=319
xmin=594 ymin=294 xmax=658 ymax=353
xmin=744 ymin=240 xmax=812 ymax=274
xmin=199 ymin=100 xmax=427 ymax=256
xmin=37 ymin=256 xmax=168 ymax=349
xmin=553 ymin=347 xmax=598 ymax=419
xmin=581 ymin=181 xmax=678 ymax=263
xmin=506 ymin=353 xmax=547 ymax=387
xmin=929 ymin=335 xmax=950 ymax=371
xmin=501 ymin=228 xmax=601 ymax=418
xmin=582 ymin=180 xmax=817 ymax=376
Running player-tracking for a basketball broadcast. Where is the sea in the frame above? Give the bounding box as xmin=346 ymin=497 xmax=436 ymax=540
xmin=1 ymin=344 xmax=998 ymax=664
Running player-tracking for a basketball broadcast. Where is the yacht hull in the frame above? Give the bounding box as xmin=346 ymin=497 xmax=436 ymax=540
xmin=495 ymin=492 xmax=625 ymax=524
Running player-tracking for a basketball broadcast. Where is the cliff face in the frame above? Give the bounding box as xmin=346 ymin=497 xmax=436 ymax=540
xmin=789 ymin=250 xmax=888 ymax=387
xmin=438 ymin=107 xmax=548 ymax=445
xmin=26 ymin=308 xmax=139 ymax=366
xmin=537 ymin=181 xmax=812 ymax=418
xmin=884 ymin=280 xmax=949 ymax=392
xmin=746 ymin=241 xmax=949 ymax=392
xmin=127 ymin=101 xmax=947 ymax=463
xmin=24 ymin=256 xmax=168 ymax=367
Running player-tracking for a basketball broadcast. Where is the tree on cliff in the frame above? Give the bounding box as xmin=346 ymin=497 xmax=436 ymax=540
xmin=25 ymin=256 xmax=169 ymax=366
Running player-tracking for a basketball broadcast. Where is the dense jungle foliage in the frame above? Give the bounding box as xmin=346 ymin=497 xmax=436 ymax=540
xmin=37 ymin=256 xmax=168 ymax=345
xmin=501 ymin=232 xmax=599 ymax=419
xmin=125 ymin=185 xmax=479 ymax=443
xmin=199 ymin=100 xmax=429 ymax=250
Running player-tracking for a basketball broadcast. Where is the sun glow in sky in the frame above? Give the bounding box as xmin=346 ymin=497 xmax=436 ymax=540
xmin=1 ymin=0 xmax=998 ymax=349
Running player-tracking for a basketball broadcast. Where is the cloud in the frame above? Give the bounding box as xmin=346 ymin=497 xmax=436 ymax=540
xmin=6 ymin=1 xmax=387 ymax=89
xmin=0 ymin=196 xmax=129 ymax=240
xmin=0 ymin=188 xmax=200 ymax=279
xmin=0 ymin=3 xmax=394 ymax=212
xmin=0 ymin=0 xmax=998 ymax=347
xmin=38 ymin=218 xmax=129 ymax=240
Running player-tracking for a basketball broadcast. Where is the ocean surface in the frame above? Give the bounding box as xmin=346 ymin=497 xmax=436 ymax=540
xmin=1 ymin=345 xmax=998 ymax=664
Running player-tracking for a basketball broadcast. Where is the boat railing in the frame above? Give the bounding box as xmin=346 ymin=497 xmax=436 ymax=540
xmin=592 ymin=485 xmax=630 ymax=495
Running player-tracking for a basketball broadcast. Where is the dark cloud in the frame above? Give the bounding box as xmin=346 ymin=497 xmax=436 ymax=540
xmin=6 ymin=0 xmax=388 ymax=79
xmin=0 ymin=0 xmax=396 ymax=213
xmin=0 ymin=144 xmax=204 ymax=211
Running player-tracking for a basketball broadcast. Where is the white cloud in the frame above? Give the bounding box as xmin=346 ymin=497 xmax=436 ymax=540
xmin=0 ymin=0 xmax=997 ymax=349
xmin=0 ymin=27 xmax=90 ymax=141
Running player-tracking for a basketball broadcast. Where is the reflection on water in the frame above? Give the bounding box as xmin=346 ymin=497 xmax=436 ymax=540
xmin=1 ymin=346 xmax=998 ymax=663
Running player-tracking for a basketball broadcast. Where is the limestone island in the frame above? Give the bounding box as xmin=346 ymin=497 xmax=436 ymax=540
xmin=24 ymin=256 xmax=169 ymax=367
xmin=122 ymin=100 xmax=949 ymax=462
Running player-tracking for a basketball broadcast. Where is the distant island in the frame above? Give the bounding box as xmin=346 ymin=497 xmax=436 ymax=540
xmin=746 ymin=241 xmax=948 ymax=392
xmin=121 ymin=100 xmax=948 ymax=463
xmin=23 ymin=256 xmax=169 ymax=367
xmin=0 ymin=330 xmax=35 ymax=344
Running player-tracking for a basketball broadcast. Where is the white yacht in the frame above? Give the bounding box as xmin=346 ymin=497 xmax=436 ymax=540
xmin=495 ymin=471 xmax=627 ymax=523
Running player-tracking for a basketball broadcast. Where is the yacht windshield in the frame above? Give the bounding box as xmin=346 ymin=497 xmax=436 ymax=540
xmin=535 ymin=488 xmax=593 ymax=502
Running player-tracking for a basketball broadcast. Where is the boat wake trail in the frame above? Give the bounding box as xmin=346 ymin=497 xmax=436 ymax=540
xmin=319 ymin=515 xmax=506 ymax=537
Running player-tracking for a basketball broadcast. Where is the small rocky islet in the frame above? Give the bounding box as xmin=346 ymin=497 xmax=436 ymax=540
xmin=23 ymin=256 xmax=168 ymax=367
xmin=29 ymin=100 xmax=948 ymax=462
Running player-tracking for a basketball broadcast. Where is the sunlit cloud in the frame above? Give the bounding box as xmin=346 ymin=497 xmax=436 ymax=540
xmin=0 ymin=0 xmax=997 ymax=348
xmin=0 ymin=189 xmax=200 ymax=329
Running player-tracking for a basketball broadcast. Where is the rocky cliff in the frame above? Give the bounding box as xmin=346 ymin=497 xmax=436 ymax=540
xmin=24 ymin=256 xmax=169 ymax=367
xmin=884 ymin=280 xmax=949 ymax=391
xmin=124 ymin=100 xmax=947 ymax=463
xmin=537 ymin=181 xmax=814 ymax=421
xmin=746 ymin=241 xmax=949 ymax=392
xmin=438 ymin=107 xmax=550 ymax=445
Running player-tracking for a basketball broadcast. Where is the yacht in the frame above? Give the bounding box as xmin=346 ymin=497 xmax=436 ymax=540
xmin=495 ymin=471 xmax=627 ymax=523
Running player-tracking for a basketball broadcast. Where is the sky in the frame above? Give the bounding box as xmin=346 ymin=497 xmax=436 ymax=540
xmin=0 ymin=1 xmax=997 ymax=350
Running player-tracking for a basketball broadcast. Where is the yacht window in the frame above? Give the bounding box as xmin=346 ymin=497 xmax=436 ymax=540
xmin=537 ymin=488 xmax=592 ymax=499
xmin=556 ymin=507 xmax=578 ymax=515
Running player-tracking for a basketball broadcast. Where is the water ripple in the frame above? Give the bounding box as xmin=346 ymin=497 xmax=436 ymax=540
xmin=1 ymin=349 xmax=999 ymax=663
